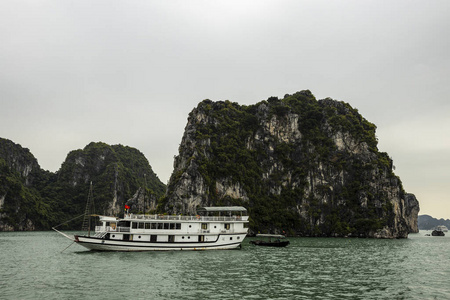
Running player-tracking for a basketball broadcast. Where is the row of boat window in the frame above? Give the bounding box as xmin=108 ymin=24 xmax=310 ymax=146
xmin=131 ymin=222 xmax=182 ymax=230
xmin=107 ymin=221 xmax=236 ymax=230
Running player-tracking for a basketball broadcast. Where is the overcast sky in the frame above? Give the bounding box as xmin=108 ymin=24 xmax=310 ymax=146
xmin=1 ymin=1 xmax=449 ymax=219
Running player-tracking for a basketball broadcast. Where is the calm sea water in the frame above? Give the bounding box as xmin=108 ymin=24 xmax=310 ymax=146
xmin=0 ymin=231 xmax=449 ymax=299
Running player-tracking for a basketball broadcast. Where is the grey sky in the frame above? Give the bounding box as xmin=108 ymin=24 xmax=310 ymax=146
xmin=1 ymin=1 xmax=449 ymax=218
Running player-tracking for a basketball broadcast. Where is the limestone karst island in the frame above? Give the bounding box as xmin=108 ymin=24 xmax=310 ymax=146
xmin=0 ymin=90 xmax=419 ymax=238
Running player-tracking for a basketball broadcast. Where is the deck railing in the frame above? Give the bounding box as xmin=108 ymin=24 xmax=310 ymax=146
xmin=123 ymin=214 xmax=248 ymax=222
xmin=96 ymin=225 xmax=239 ymax=234
xmin=95 ymin=226 xmax=130 ymax=232
xmin=118 ymin=226 xmax=131 ymax=232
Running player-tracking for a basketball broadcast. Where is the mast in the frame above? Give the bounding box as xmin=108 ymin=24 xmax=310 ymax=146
xmin=143 ymin=173 xmax=147 ymax=216
xmin=81 ymin=182 xmax=95 ymax=237
xmin=114 ymin=164 xmax=118 ymax=210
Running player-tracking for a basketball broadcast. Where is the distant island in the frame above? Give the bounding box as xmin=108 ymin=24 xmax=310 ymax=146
xmin=418 ymin=215 xmax=450 ymax=230
xmin=0 ymin=90 xmax=420 ymax=238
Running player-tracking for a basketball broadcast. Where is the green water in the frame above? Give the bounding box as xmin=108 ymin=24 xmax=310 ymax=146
xmin=0 ymin=231 xmax=449 ymax=299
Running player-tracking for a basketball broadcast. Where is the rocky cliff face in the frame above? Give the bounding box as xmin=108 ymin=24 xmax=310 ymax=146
xmin=0 ymin=139 xmax=165 ymax=231
xmin=57 ymin=142 xmax=165 ymax=217
xmin=162 ymin=91 xmax=419 ymax=238
xmin=0 ymin=138 xmax=41 ymax=187
xmin=0 ymin=138 xmax=51 ymax=231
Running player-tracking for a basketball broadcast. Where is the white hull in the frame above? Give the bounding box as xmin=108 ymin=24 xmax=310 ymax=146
xmin=75 ymin=234 xmax=246 ymax=251
xmin=53 ymin=206 xmax=250 ymax=251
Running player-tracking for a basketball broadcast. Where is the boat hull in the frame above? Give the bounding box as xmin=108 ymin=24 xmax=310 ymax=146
xmin=250 ymin=240 xmax=290 ymax=247
xmin=74 ymin=234 xmax=246 ymax=251
xmin=432 ymin=230 xmax=445 ymax=236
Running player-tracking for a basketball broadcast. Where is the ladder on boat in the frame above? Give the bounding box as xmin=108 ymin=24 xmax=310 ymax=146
xmin=81 ymin=182 xmax=95 ymax=233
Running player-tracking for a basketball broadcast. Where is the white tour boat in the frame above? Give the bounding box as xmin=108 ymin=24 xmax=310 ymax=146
xmin=55 ymin=206 xmax=249 ymax=251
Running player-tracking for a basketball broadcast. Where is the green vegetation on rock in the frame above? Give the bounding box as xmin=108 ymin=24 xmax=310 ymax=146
xmin=0 ymin=139 xmax=165 ymax=231
xmin=163 ymin=90 xmax=419 ymax=238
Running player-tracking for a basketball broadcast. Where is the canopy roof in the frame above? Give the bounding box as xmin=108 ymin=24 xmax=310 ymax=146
xmin=98 ymin=215 xmax=119 ymax=221
xmin=197 ymin=206 xmax=247 ymax=213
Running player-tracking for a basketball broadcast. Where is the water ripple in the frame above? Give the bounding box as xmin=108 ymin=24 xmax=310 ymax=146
xmin=1 ymin=232 xmax=450 ymax=299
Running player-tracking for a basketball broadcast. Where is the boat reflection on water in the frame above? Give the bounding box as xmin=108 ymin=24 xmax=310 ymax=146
xmin=250 ymin=234 xmax=290 ymax=247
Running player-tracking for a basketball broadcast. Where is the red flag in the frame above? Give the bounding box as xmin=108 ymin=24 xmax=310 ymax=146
xmin=125 ymin=205 xmax=130 ymax=209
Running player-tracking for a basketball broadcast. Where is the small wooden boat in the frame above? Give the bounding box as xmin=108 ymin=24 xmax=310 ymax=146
xmin=250 ymin=234 xmax=290 ymax=247
xmin=432 ymin=227 xmax=445 ymax=236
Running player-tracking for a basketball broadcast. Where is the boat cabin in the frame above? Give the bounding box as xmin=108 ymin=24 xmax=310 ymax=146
xmin=93 ymin=206 xmax=249 ymax=244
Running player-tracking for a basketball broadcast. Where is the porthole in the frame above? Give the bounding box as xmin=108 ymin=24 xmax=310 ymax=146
xmin=112 ymin=235 xmax=115 ymax=238
xmin=237 ymin=237 xmax=240 ymax=240
xmin=189 ymin=225 xmax=192 ymax=228
xmin=182 ymin=236 xmax=185 ymax=239
xmin=230 ymin=237 xmax=233 ymax=240
xmin=138 ymin=236 xmax=141 ymax=239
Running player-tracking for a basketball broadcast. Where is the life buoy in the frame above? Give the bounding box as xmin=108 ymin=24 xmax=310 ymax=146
xmin=111 ymin=223 xmax=116 ymax=230
xmin=196 ymin=215 xmax=200 ymax=220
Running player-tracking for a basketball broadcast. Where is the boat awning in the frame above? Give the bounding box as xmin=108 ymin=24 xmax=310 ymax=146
xmin=256 ymin=234 xmax=285 ymax=238
xmin=197 ymin=206 xmax=247 ymax=213
xmin=99 ymin=216 xmax=119 ymax=222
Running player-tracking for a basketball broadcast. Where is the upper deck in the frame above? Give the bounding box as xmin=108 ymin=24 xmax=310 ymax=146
xmin=122 ymin=214 xmax=249 ymax=222
xmin=96 ymin=207 xmax=249 ymax=235
xmin=120 ymin=206 xmax=248 ymax=223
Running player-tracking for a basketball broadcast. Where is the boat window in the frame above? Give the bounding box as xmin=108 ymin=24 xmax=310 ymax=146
xmin=176 ymin=223 xmax=181 ymax=230
xmin=138 ymin=223 xmax=144 ymax=229
xmin=170 ymin=223 xmax=175 ymax=230
xmin=168 ymin=235 xmax=175 ymax=243
xmin=224 ymin=223 xmax=230 ymax=230
xmin=164 ymin=223 xmax=170 ymax=230
xmin=145 ymin=223 xmax=150 ymax=229
xmin=132 ymin=223 xmax=137 ymax=229
xmin=150 ymin=235 xmax=157 ymax=242
xmin=198 ymin=235 xmax=204 ymax=242
xmin=151 ymin=223 xmax=157 ymax=229
xmin=106 ymin=222 xmax=110 ymax=226
xmin=118 ymin=221 xmax=130 ymax=227
xmin=157 ymin=223 xmax=163 ymax=230
xmin=201 ymin=223 xmax=208 ymax=230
